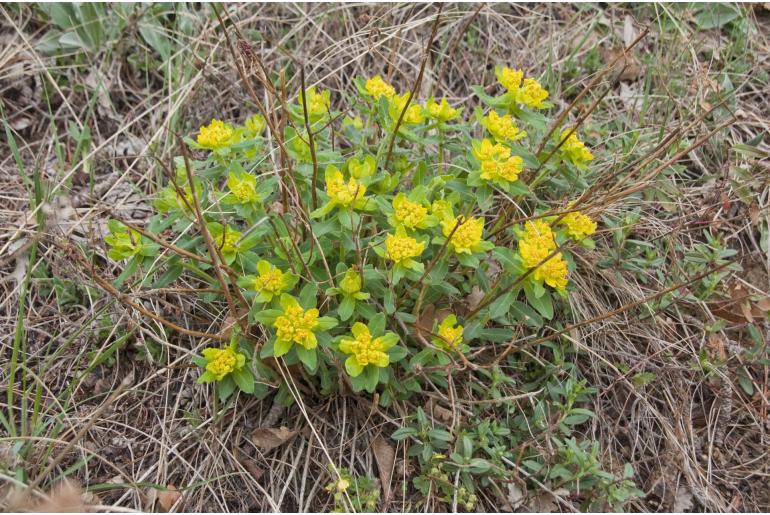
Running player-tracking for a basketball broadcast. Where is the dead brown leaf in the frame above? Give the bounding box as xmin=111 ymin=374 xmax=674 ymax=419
xmin=414 ymin=305 xmax=450 ymax=340
xmin=372 ymin=434 xmax=395 ymax=506
xmin=8 ymin=480 xmax=87 ymax=512
xmin=157 ymin=485 xmax=181 ymax=512
xmin=601 ymin=47 xmax=643 ymax=82
xmin=426 ymin=397 xmax=453 ymax=424
xmin=465 ymin=286 xmax=485 ymax=313
xmin=709 ymin=280 xmax=770 ymax=323
xmin=251 ymin=426 xmax=298 ymax=451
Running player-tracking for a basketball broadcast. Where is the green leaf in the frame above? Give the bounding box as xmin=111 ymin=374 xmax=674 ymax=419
xmin=387 ymin=345 xmax=408 ymax=363
xmin=369 ymin=312 xmax=386 ymax=336
xmin=383 ymin=288 xmax=395 ymax=314
xmin=524 ymin=281 xmax=553 ymax=320
xmin=273 ymin=339 xmax=292 ymax=357
xmin=253 ymin=309 xmax=281 ymax=325
xmin=231 ymin=368 xmax=255 ymax=394
xmin=296 ymin=346 xmax=318 ymax=372
xmin=509 ymin=301 xmax=543 ymax=328
xmin=471 ymin=85 xmax=508 ymax=108
xmin=138 ymin=19 xmax=171 ymax=60
xmin=338 ymin=295 xmax=355 ymax=321
xmin=362 ymin=365 xmax=380 ymax=392
xmin=316 ymin=316 xmax=338 ymax=331
xmin=631 ymin=372 xmax=656 ymax=386
xmin=427 ymin=428 xmax=452 ymax=442
xmin=217 ymin=376 xmax=236 ymax=402
xmin=299 ymin=282 xmax=318 ymax=308
xmin=695 ymin=3 xmax=741 ymax=29
xmin=468 ymin=458 xmax=492 ymax=474
xmin=489 ymin=291 xmax=515 ymax=320
xmin=392 ymin=426 xmax=418 ymax=440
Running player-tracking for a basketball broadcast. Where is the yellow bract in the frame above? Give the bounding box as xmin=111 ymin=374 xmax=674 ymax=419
xmin=393 ymin=195 xmax=427 ymax=229
xmin=533 ymin=252 xmax=569 ymax=291
xmin=227 ymin=172 xmax=258 ymax=203
xmin=197 ymin=119 xmax=234 ymax=149
xmin=516 ymin=78 xmax=549 ymax=109
xmin=518 ymin=220 xmax=568 ymax=291
xmin=430 ymin=200 xmax=451 ymax=220
xmin=496 ymin=66 xmax=524 ymax=92
xmin=218 ymin=230 xmax=241 ymax=255
xmin=274 ymin=303 xmax=320 ymax=350
xmin=473 ymin=139 xmax=524 ymax=183
xmin=201 ymin=345 xmax=245 ymax=381
xmin=244 ymin=114 xmax=266 ymax=137
xmin=339 ymin=323 xmax=390 ymax=368
xmin=255 ymin=267 xmax=284 ymax=295
xmin=303 ymin=87 xmax=331 ymax=118
xmin=385 ymin=233 xmax=425 ymax=263
xmin=326 ymin=168 xmax=366 ymax=207
xmin=442 ymin=215 xmax=485 ymax=255
xmin=231 ymin=182 xmax=256 ymax=203
xmin=436 ymin=315 xmax=463 ymax=349
xmin=495 ymin=67 xmax=549 ymax=109
xmin=426 ymin=97 xmax=460 ymax=122
xmin=364 ymin=75 xmax=396 ymax=100
xmin=339 ymin=269 xmax=362 ymax=295
xmin=560 ymin=129 xmax=594 ymax=167
xmin=524 ymin=219 xmax=555 ymax=243
xmin=390 ymin=93 xmax=425 ymax=124
xmin=484 ymin=111 xmax=526 ymax=142
xmin=560 ymin=210 xmax=597 ymax=240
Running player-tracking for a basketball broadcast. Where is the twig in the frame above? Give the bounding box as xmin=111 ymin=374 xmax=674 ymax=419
xmin=299 ymin=67 xmax=320 ymax=210
xmin=178 ymin=138 xmax=247 ymax=328
xmin=535 ymin=26 xmax=650 ymax=156
xmin=383 ymin=5 xmax=443 ymax=172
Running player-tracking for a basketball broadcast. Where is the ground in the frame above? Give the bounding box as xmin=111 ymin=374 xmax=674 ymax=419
xmin=1 ymin=3 xmax=769 ymax=513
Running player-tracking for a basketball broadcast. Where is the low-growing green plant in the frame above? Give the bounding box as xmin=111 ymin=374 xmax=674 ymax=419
xmin=324 ymin=467 xmax=380 ymax=513
xmin=105 ymin=66 xmax=602 ymax=401
xmin=104 ymin=66 xmax=648 ymax=507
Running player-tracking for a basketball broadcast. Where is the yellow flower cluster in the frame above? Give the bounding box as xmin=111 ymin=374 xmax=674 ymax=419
xmin=254 ymin=266 xmax=284 ymax=295
xmin=245 ymin=114 xmax=266 ymax=137
xmin=218 ymin=230 xmax=241 ymax=254
xmin=560 ymin=210 xmax=597 ymax=240
xmin=339 ymin=323 xmax=389 ymax=368
xmin=431 ymin=200 xmax=451 ymax=220
xmin=364 ymin=75 xmax=396 ymax=100
xmin=326 ymin=169 xmax=366 ymax=207
xmin=518 ymin=78 xmax=549 ymax=109
xmin=197 ymin=119 xmax=234 ymax=149
xmin=339 ymin=269 xmax=362 ymax=295
xmin=305 ymin=87 xmax=330 ymax=117
xmin=231 ymin=181 xmax=256 ymax=203
xmin=227 ymin=173 xmax=258 ymax=203
xmin=385 ymin=233 xmax=425 ymax=263
xmin=473 ymin=139 xmax=524 ymax=183
xmin=390 ymin=93 xmax=425 ymax=125
xmin=496 ymin=67 xmax=523 ymax=92
xmin=518 ymin=220 xmax=568 ymax=291
xmin=518 ymin=220 xmax=556 ymax=268
xmin=436 ymin=315 xmax=463 ymax=349
xmin=393 ymin=195 xmax=428 ymax=229
xmin=426 ymin=97 xmax=461 ymax=122
xmin=484 ymin=111 xmax=526 ymax=142
xmin=201 ymin=345 xmax=245 ymax=381
xmin=559 ymin=129 xmax=594 ymax=167
xmin=495 ymin=67 xmax=549 ymax=109
xmin=442 ymin=215 xmax=485 ymax=255
xmin=274 ymin=303 xmax=320 ymax=350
